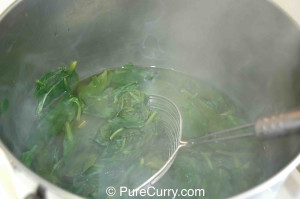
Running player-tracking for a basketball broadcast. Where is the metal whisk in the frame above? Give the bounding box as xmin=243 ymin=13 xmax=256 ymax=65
xmin=135 ymin=94 xmax=300 ymax=191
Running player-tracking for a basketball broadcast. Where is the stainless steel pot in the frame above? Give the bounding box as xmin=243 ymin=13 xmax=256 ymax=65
xmin=0 ymin=0 xmax=299 ymax=198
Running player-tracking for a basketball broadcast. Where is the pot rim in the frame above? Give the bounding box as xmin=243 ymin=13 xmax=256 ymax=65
xmin=1 ymin=137 xmax=299 ymax=198
xmin=0 ymin=0 xmax=299 ymax=198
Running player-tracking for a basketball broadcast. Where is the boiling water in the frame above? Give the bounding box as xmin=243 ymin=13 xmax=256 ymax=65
xmin=12 ymin=66 xmax=266 ymax=199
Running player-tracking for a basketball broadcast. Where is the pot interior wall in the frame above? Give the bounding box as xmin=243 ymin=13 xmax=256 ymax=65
xmin=0 ymin=0 xmax=300 ymax=197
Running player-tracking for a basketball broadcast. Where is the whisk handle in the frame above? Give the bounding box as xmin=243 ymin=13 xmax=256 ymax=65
xmin=255 ymin=110 xmax=300 ymax=138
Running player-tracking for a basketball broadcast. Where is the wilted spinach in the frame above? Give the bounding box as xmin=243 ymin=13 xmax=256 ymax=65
xmin=21 ymin=62 xmax=167 ymax=198
xmin=20 ymin=63 xmax=265 ymax=199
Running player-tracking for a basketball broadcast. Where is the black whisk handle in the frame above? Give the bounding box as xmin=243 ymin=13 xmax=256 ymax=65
xmin=255 ymin=110 xmax=300 ymax=138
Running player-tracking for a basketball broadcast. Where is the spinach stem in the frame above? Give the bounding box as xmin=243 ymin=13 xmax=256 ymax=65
xmin=110 ymin=128 xmax=124 ymax=140
xmin=78 ymin=120 xmax=87 ymax=128
xmin=201 ymin=153 xmax=213 ymax=169
xmin=68 ymin=61 xmax=77 ymax=74
xmin=121 ymin=138 xmax=126 ymax=150
xmin=145 ymin=111 xmax=157 ymax=125
xmin=68 ymin=97 xmax=82 ymax=121
xmin=65 ymin=121 xmax=73 ymax=142
xmin=76 ymin=104 xmax=82 ymax=121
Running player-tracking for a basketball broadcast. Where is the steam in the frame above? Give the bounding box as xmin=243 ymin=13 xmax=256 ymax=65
xmin=137 ymin=0 xmax=300 ymax=119
xmin=0 ymin=0 xmax=299 ymax=198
